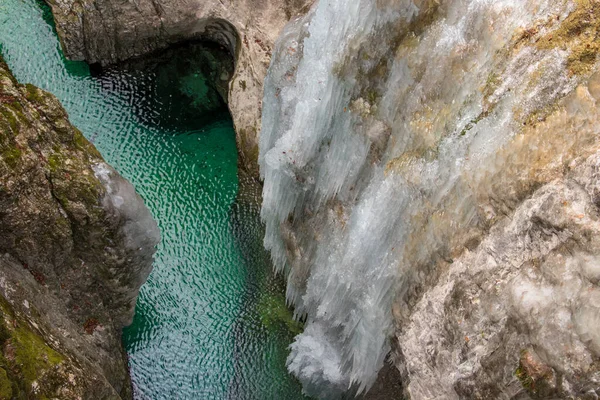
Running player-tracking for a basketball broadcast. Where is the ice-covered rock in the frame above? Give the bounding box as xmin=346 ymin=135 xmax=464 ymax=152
xmin=259 ymin=0 xmax=600 ymax=397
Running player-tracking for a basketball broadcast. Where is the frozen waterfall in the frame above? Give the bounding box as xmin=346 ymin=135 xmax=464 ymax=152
xmin=259 ymin=0 xmax=583 ymax=397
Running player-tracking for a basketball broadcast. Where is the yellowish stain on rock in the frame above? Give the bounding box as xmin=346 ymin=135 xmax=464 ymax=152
xmin=536 ymin=0 xmax=600 ymax=76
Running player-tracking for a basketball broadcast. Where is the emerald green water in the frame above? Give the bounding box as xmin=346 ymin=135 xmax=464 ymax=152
xmin=0 ymin=1 xmax=306 ymax=398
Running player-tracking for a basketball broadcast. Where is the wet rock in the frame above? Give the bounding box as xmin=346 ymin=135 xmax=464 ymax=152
xmin=258 ymin=0 xmax=600 ymax=397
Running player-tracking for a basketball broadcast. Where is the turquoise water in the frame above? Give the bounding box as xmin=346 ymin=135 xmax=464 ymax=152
xmin=0 ymin=1 xmax=306 ymax=398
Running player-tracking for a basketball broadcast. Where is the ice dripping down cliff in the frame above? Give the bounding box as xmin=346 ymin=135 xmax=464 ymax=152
xmin=259 ymin=0 xmax=600 ymax=398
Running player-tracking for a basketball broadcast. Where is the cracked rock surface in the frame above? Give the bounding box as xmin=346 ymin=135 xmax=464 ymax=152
xmin=257 ymin=0 xmax=600 ymax=397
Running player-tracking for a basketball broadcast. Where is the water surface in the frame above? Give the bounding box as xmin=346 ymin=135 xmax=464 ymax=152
xmin=0 ymin=1 xmax=306 ymax=398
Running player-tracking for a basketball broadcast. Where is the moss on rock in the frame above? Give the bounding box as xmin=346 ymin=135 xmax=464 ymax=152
xmin=0 ymin=50 xmax=157 ymax=399
xmin=24 ymin=83 xmax=44 ymax=104
xmin=515 ymin=349 xmax=558 ymax=398
xmin=1 ymin=147 xmax=21 ymax=169
xmin=12 ymin=324 xmax=64 ymax=386
xmin=0 ymin=295 xmax=79 ymax=399
xmin=256 ymin=290 xmax=303 ymax=335
xmin=0 ymin=367 xmax=13 ymax=399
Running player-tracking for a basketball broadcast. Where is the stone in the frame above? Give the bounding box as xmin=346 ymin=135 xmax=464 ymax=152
xmin=257 ymin=0 xmax=600 ymax=397
xmin=0 ymin=56 xmax=159 ymax=398
xmin=45 ymin=0 xmax=314 ymax=175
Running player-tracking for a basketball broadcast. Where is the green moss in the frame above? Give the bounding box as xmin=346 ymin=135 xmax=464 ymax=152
xmin=48 ymin=152 xmax=64 ymax=173
xmin=0 ymin=296 xmax=15 ymax=320
xmin=515 ymin=365 xmax=534 ymax=391
xmin=366 ymin=89 xmax=378 ymax=105
xmin=12 ymin=324 xmax=64 ymax=385
xmin=72 ymin=175 xmax=102 ymax=208
xmin=460 ymin=111 xmax=488 ymax=136
xmin=1 ymin=97 xmax=31 ymax=136
xmin=0 ymin=107 xmax=19 ymax=133
xmin=256 ymin=291 xmax=303 ymax=335
xmin=0 ymin=368 xmax=12 ymax=399
xmin=1 ymin=147 xmax=22 ymax=169
xmin=514 ymin=350 xmax=558 ymax=398
xmin=0 ymin=296 xmax=69 ymax=398
xmin=6 ymin=102 xmax=27 ymax=121
xmin=46 ymin=143 xmax=104 ymax=217
xmin=72 ymin=128 xmax=102 ymax=158
xmin=483 ymin=72 xmax=501 ymax=103
xmin=0 ymin=322 xmax=10 ymax=347
xmin=7 ymin=101 xmax=23 ymax=114
xmin=0 ymin=118 xmax=12 ymax=136
xmin=72 ymin=128 xmax=87 ymax=150
xmin=24 ymin=83 xmax=44 ymax=104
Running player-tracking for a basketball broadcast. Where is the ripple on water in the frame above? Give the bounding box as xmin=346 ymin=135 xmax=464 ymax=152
xmin=0 ymin=0 xmax=308 ymax=398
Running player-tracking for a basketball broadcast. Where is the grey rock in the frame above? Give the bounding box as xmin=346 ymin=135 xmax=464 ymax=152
xmin=398 ymin=167 xmax=600 ymax=399
xmin=46 ymin=0 xmax=314 ymax=175
xmin=0 ymin=56 xmax=159 ymax=398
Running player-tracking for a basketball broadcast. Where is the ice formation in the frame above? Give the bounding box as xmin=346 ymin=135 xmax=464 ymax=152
xmin=259 ymin=0 xmax=590 ymax=397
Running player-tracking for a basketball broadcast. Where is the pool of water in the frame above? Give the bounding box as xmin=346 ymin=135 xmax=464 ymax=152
xmin=0 ymin=1 xmax=307 ymax=398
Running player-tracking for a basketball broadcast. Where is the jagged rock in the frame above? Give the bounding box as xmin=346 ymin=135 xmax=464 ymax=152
xmin=45 ymin=0 xmax=314 ymax=175
xmin=399 ymin=165 xmax=600 ymax=398
xmin=0 ymin=56 xmax=159 ymax=398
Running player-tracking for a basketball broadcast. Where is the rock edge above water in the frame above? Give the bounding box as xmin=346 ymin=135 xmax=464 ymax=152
xmin=0 ymin=56 xmax=159 ymax=399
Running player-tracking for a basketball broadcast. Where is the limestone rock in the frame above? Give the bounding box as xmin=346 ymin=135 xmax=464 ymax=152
xmin=399 ymin=167 xmax=600 ymax=399
xmin=45 ymin=0 xmax=314 ymax=175
xmin=258 ymin=0 xmax=600 ymax=397
xmin=0 ymin=56 xmax=159 ymax=398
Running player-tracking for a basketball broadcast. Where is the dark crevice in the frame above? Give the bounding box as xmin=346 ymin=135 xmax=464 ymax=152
xmin=90 ymin=40 xmax=236 ymax=130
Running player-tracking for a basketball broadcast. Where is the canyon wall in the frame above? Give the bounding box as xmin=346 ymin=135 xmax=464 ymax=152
xmin=46 ymin=0 xmax=314 ymax=175
xmin=259 ymin=0 xmax=600 ymax=398
xmin=43 ymin=0 xmax=600 ymax=398
xmin=0 ymin=57 xmax=159 ymax=398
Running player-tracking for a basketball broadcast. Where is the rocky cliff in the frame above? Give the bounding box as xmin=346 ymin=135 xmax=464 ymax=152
xmin=0 ymin=56 xmax=159 ymax=398
xmin=45 ymin=0 xmax=313 ymax=175
xmin=42 ymin=0 xmax=600 ymax=398
xmin=259 ymin=0 xmax=600 ymax=398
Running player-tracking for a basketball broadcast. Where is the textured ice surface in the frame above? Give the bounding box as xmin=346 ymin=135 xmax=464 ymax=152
xmin=259 ymin=0 xmax=593 ymax=396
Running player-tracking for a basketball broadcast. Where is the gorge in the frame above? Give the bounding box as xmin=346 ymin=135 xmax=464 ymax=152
xmin=1 ymin=0 xmax=305 ymax=398
xmin=2 ymin=0 xmax=600 ymax=399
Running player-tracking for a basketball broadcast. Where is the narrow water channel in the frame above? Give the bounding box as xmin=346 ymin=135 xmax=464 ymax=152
xmin=0 ymin=1 xmax=307 ymax=398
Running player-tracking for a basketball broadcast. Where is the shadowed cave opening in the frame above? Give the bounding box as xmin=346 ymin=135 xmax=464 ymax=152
xmin=90 ymin=41 xmax=234 ymax=130
xmin=85 ymin=16 xmax=242 ymax=129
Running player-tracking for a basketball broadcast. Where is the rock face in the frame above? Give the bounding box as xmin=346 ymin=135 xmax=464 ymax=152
xmin=399 ymin=155 xmax=600 ymax=399
xmin=45 ymin=0 xmax=314 ymax=175
xmin=0 ymin=57 xmax=159 ymax=398
xmin=258 ymin=0 xmax=600 ymax=398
